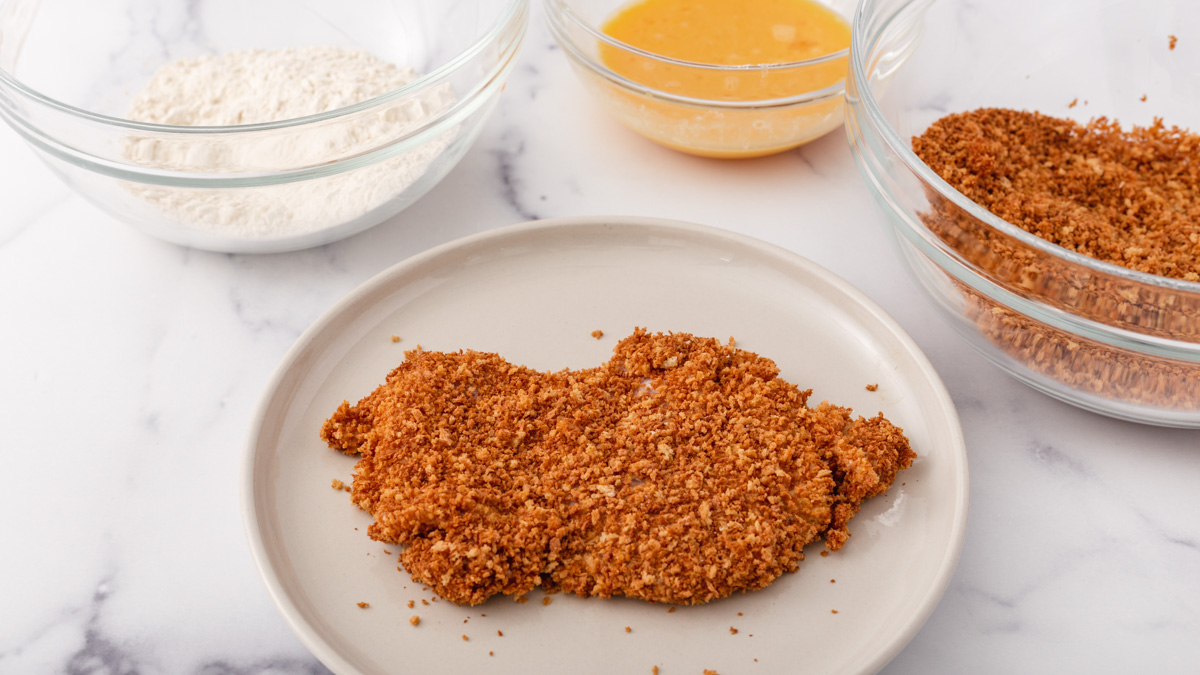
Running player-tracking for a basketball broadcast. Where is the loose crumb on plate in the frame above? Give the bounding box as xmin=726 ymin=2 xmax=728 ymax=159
xmin=624 ymin=626 xmax=632 ymax=633
xmin=357 ymin=602 xmax=369 ymax=608
xmin=1068 ymin=98 xmax=1078 ymax=108
xmin=497 ymin=630 xmax=504 ymax=637
xmin=1140 ymin=94 xmax=1148 ymax=102
xmin=1169 ymin=34 xmax=1178 ymax=50
xmin=462 ymin=635 xmax=469 ymax=641
xmin=730 ymin=627 xmax=739 ymax=635
xmin=409 ymin=615 xmax=420 ymax=626
xmin=820 ymin=551 xmax=829 ymax=557
xmin=407 ymin=600 xmax=414 ymax=609
xmin=831 ymin=609 xmax=839 ymax=614
xmin=542 ymin=597 xmax=552 ymax=606
xmin=592 ymin=329 xmax=604 ymax=339
xmin=391 ymin=335 xmax=402 ymax=343
xmin=865 ymin=383 xmax=878 ymax=392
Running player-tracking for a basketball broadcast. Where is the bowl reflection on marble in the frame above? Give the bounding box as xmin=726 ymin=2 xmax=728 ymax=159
xmin=0 ymin=0 xmax=528 ymax=253
xmin=544 ymin=0 xmax=855 ymax=159
xmin=847 ymin=0 xmax=1200 ymax=426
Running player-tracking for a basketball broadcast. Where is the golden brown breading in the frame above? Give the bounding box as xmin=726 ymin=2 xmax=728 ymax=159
xmin=321 ymin=329 xmax=914 ymax=606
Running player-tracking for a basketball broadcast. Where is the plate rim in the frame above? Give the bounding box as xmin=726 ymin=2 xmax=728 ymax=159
xmin=240 ymin=215 xmax=970 ymax=675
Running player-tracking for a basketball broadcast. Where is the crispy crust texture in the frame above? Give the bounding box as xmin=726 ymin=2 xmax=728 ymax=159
xmin=321 ymin=329 xmax=914 ymax=606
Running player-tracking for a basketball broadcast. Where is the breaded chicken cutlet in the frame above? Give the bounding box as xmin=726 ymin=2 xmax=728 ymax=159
xmin=321 ymin=329 xmax=915 ymax=606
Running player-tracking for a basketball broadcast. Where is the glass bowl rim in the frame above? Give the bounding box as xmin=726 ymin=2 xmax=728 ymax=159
xmin=544 ymin=0 xmax=850 ymax=109
xmin=848 ymin=0 xmax=1200 ymax=296
xmin=0 ymin=0 xmax=529 ymax=134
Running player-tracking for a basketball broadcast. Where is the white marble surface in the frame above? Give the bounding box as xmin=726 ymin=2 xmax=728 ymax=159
xmin=2 ymin=7 xmax=1200 ymax=675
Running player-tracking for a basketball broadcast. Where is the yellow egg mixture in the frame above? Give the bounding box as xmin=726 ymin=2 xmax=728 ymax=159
xmin=593 ymin=0 xmax=851 ymax=157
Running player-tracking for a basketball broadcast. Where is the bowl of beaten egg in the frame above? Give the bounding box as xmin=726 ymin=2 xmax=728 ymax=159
xmin=545 ymin=0 xmax=854 ymax=158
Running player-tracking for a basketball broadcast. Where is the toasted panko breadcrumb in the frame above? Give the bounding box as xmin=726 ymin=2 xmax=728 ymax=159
xmin=321 ymin=329 xmax=915 ymax=606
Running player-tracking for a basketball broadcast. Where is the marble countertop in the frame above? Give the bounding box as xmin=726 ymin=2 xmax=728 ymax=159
xmin=2 ymin=9 xmax=1199 ymax=675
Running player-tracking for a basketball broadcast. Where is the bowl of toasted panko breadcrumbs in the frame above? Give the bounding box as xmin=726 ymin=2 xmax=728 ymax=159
xmin=847 ymin=0 xmax=1200 ymax=427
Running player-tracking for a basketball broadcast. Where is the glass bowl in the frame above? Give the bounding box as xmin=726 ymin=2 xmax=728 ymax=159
xmin=847 ymin=0 xmax=1200 ymax=426
xmin=544 ymin=0 xmax=855 ymax=158
xmin=0 ymin=0 xmax=528 ymax=253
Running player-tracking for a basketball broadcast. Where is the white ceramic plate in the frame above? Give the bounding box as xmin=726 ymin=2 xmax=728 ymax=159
xmin=243 ymin=216 xmax=968 ymax=675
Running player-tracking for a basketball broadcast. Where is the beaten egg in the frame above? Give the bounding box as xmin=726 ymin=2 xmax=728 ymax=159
xmin=594 ymin=0 xmax=852 ymax=157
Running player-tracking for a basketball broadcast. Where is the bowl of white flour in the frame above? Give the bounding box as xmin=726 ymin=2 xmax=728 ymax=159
xmin=0 ymin=0 xmax=529 ymax=253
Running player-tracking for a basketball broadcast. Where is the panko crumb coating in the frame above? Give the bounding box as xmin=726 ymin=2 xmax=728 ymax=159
xmin=321 ymin=329 xmax=914 ymax=606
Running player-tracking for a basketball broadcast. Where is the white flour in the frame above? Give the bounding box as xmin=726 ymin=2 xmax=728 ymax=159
xmin=124 ymin=47 xmax=455 ymax=239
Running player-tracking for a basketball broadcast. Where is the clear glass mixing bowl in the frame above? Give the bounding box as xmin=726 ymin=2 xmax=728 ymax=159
xmin=0 ymin=0 xmax=528 ymax=253
xmin=545 ymin=0 xmax=855 ymax=158
xmin=847 ymin=0 xmax=1200 ymax=426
